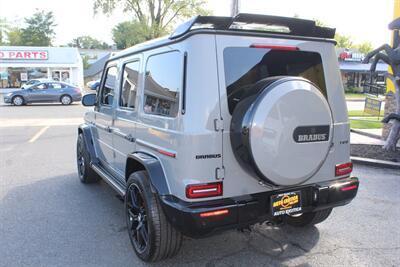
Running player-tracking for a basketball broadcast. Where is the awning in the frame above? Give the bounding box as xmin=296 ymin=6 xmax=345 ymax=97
xmin=339 ymin=61 xmax=388 ymax=73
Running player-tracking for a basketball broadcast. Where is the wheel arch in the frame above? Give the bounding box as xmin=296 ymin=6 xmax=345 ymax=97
xmin=78 ymin=123 xmax=98 ymax=165
xmin=12 ymin=95 xmax=25 ymax=104
xmin=126 ymin=152 xmax=170 ymax=196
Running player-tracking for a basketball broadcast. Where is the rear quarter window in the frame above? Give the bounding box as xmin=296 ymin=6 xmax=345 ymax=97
xmin=223 ymin=47 xmax=327 ymax=114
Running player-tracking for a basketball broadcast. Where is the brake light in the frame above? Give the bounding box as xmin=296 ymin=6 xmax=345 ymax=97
xmin=74 ymin=88 xmax=81 ymax=93
xmin=186 ymin=182 xmax=223 ymax=199
xmin=340 ymin=184 xmax=358 ymax=192
xmin=250 ymin=44 xmax=299 ymax=51
xmin=200 ymin=209 xmax=229 ymax=218
xmin=335 ymin=162 xmax=353 ymax=176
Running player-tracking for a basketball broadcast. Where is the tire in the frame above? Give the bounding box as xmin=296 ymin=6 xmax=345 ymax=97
xmin=12 ymin=95 xmax=24 ymax=106
xmin=284 ymin=208 xmax=333 ymax=227
xmin=125 ymin=171 xmax=182 ymax=262
xmin=76 ymin=133 xmax=100 ymax=183
xmin=60 ymin=95 xmax=72 ymax=105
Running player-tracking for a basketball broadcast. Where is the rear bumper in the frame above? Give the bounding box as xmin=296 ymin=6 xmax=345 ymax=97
xmin=160 ymin=177 xmax=359 ymax=238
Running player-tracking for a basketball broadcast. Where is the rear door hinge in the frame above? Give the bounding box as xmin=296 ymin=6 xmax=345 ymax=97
xmin=214 ymin=118 xmax=224 ymax=131
xmin=215 ymin=167 xmax=225 ymax=180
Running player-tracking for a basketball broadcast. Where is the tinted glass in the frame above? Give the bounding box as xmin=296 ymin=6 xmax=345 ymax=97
xmin=144 ymin=51 xmax=182 ymax=117
xmin=49 ymin=83 xmax=63 ymax=89
xmin=223 ymin=47 xmax=326 ymax=114
xmin=120 ymin=61 xmax=140 ymax=109
xmin=32 ymin=83 xmax=47 ymax=89
xmin=100 ymin=66 xmax=117 ymax=105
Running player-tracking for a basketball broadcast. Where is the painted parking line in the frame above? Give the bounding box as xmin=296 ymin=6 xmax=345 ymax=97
xmin=0 ymin=118 xmax=84 ymax=127
xmin=28 ymin=126 xmax=50 ymax=143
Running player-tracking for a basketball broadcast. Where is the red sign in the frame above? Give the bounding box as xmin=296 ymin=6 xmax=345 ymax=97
xmin=0 ymin=50 xmax=48 ymax=60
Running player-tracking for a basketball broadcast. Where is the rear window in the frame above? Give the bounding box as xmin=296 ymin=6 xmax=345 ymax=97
xmin=223 ymin=47 xmax=326 ymax=114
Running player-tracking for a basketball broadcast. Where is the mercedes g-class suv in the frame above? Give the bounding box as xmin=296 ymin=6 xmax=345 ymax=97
xmin=77 ymin=14 xmax=359 ymax=262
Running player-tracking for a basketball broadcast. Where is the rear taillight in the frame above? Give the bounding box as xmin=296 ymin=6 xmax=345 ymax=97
xmin=250 ymin=44 xmax=299 ymax=51
xmin=186 ymin=182 xmax=223 ymax=199
xmin=335 ymin=162 xmax=353 ymax=176
xmin=74 ymin=88 xmax=81 ymax=93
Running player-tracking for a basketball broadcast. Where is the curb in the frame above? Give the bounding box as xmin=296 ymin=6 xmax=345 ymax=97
xmin=350 ymin=128 xmax=382 ymax=140
xmin=346 ymin=98 xmax=365 ymax=102
xmin=351 ymin=156 xmax=400 ymax=169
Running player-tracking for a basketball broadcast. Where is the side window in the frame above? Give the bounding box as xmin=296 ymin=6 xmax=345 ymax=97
xmin=120 ymin=61 xmax=140 ymax=109
xmin=100 ymin=65 xmax=117 ymax=106
xmin=32 ymin=83 xmax=47 ymax=90
xmin=143 ymin=51 xmax=182 ymax=117
xmin=49 ymin=83 xmax=63 ymax=89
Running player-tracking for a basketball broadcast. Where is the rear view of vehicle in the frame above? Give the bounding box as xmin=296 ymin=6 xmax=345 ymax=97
xmin=76 ymin=13 xmax=359 ymax=263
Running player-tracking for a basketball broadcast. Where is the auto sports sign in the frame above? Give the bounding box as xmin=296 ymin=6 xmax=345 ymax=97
xmin=0 ymin=50 xmax=48 ymax=60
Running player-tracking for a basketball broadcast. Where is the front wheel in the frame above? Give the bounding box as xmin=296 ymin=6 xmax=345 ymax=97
xmin=126 ymin=171 xmax=182 ymax=262
xmin=76 ymin=133 xmax=100 ymax=183
xmin=284 ymin=208 xmax=333 ymax=227
xmin=12 ymin=95 xmax=24 ymax=106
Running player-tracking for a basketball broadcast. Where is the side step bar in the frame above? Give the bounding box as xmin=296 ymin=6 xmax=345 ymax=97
xmin=91 ymin=164 xmax=125 ymax=196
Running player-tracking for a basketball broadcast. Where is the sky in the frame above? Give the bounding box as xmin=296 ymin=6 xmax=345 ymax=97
xmin=0 ymin=0 xmax=394 ymax=47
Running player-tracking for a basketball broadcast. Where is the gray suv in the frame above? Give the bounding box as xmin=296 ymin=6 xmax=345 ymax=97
xmin=77 ymin=14 xmax=359 ymax=262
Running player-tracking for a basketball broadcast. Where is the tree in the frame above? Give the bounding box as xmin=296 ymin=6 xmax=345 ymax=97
xmin=112 ymin=20 xmax=150 ymax=49
xmin=69 ymin=35 xmax=110 ymax=49
xmin=0 ymin=18 xmax=10 ymax=45
xmin=356 ymin=42 xmax=373 ymax=54
xmin=20 ymin=10 xmax=57 ymax=46
xmin=94 ymin=0 xmax=210 ymax=40
xmin=82 ymin=55 xmax=91 ymax=69
xmin=334 ymin=33 xmax=354 ymax=48
xmin=6 ymin=27 xmax=23 ymax=46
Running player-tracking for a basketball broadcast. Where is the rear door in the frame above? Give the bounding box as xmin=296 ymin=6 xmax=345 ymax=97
xmin=47 ymin=82 xmax=64 ymax=102
xmin=112 ymin=57 xmax=141 ymax=178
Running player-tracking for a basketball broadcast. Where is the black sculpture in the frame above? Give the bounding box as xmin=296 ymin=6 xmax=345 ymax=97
xmin=363 ymin=17 xmax=400 ymax=151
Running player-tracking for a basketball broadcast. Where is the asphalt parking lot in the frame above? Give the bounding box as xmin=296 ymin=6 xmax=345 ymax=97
xmin=0 ymin=103 xmax=399 ymax=267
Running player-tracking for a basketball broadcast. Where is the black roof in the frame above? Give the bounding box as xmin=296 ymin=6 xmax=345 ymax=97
xmin=170 ymin=13 xmax=336 ymax=39
xmin=110 ymin=14 xmax=336 ymax=62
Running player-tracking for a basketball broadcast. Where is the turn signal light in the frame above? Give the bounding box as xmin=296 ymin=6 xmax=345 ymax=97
xmin=200 ymin=209 xmax=229 ymax=218
xmin=250 ymin=44 xmax=299 ymax=51
xmin=186 ymin=182 xmax=223 ymax=199
xmin=335 ymin=162 xmax=353 ymax=176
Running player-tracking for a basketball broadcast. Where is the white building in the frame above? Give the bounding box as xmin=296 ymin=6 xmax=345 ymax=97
xmin=0 ymin=46 xmax=84 ymax=89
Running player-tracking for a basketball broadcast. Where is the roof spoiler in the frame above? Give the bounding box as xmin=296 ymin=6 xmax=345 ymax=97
xmin=170 ymin=13 xmax=336 ymax=40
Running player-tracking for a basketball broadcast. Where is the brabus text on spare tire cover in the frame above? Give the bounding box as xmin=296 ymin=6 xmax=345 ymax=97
xmin=293 ymin=125 xmax=330 ymax=143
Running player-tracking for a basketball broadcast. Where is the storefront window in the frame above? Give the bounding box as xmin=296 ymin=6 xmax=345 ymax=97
xmin=0 ymin=67 xmax=47 ymax=89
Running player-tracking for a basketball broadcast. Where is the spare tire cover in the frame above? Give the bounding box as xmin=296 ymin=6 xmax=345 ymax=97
xmin=230 ymin=77 xmax=332 ymax=186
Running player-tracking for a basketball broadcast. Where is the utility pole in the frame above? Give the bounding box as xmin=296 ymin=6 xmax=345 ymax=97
xmin=231 ymin=0 xmax=240 ymax=17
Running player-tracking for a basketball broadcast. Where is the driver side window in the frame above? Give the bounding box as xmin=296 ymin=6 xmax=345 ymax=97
xmin=100 ymin=65 xmax=118 ymax=106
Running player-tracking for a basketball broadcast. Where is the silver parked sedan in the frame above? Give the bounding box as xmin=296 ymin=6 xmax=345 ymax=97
xmin=4 ymin=81 xmax=82 ymax=106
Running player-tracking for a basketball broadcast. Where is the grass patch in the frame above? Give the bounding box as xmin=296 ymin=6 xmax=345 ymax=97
xmin=348 ymin=110 xmax=385 ymax=117
xmin=349 ymin=120 xmax=382 ymax=129
xmin=345 ymin=93 xmax=365 ymax=99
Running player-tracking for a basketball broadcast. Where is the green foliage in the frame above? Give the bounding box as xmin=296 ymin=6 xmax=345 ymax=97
xmin=69 ymin=35 xmax=110 ymax=49
xmin=349 ymin=120 xmax=382 ymax=129
xmin=335 ymin=33 xmax=354 ymax=48
xmin=0 ymin=18 xmax=10 ymax=45
xmin=20 ymin=10 xmax=57 ymax=46
xmin=82 ymin=55 xmax=91 ymax=69
xmin=356 ymin=42 xmax=373 ymax=54
xmin=6 ymin=27 xmax=23 ymax=46
xmin=112 ymin=21 xmax=151 ymax=49
xmin=94 ymin=0 xmax=210 ymax=42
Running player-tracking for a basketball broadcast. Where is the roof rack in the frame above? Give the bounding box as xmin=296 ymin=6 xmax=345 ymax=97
xmin=170 ymin=13 xmax=336 ymax=40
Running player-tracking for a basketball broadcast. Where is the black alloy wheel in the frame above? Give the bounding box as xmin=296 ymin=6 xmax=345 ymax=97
xmin=126 ymin=183 xmax=149 ymax=254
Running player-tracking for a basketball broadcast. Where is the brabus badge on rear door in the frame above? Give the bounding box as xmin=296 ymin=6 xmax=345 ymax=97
xmin=293 ymin=125 xmax=330 ymax=143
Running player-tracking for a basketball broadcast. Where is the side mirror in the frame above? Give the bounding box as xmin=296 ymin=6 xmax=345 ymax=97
xmin=105 ymin=93 xmax=114 ymax=105
xmin=82 ymin=93 xmax=96 ymax=106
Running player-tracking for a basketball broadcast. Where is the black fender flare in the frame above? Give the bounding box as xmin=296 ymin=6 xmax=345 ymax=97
xmin=126 ymin=152 xmax=170 ymax=196
xmin=78 ymin=123 xmax=98 ymax=165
